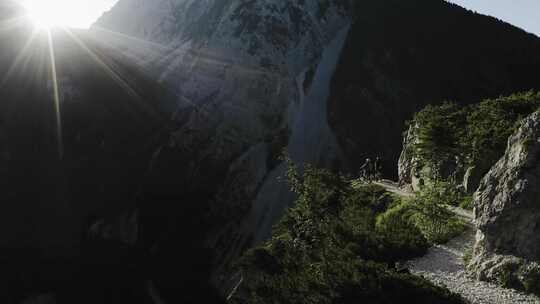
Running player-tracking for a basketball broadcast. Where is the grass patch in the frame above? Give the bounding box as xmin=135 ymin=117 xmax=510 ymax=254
xmin=459 ymin=195 xmax=473 ymax=210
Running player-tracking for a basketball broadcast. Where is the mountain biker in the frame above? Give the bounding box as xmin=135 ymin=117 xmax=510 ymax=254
xmin=359 ymin=158 xmax=373 ymax=181
xmin=374 ymin=157 xmax=382 ymax=180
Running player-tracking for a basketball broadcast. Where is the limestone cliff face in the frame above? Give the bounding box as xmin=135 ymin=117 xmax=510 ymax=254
xmin=94 ymin=0 xmax=353 ymax=257
xmin=396 ymin=91 xmax=540 ymax=194
xmin=470 ymin=111 xmax=540 ymax=293
xmin=398 ymin=123 xmax=427 ymax=191
xmin=93 ymin=1 xmax=354 ymax=298
xmin=398 ymin=125 xmax=491 ymax=194
xmin=397 ymin=123 xmax=469 ymax=192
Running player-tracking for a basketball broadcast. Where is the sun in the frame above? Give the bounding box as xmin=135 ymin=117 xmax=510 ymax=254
xmin=20 ymin=0 xmax=99 ymax=29
xmin=25 ymin=5 xmax=62 ymax=29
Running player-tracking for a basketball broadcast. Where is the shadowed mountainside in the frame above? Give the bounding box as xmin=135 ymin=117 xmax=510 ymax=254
xmin=328 ymin=0 xmax=540 ymax=177
xmin=0 ymin=3 xmax=191 ymax=302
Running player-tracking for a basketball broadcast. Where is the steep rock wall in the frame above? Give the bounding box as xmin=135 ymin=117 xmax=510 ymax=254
xmin=470 ymin=111 xmax=540 ymax=294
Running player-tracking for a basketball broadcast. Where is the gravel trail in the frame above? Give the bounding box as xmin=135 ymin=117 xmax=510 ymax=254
xmin=376 ymin=180 xmax=540 ymax=304
xmin=406 ymin=227 xmax=540 ymax=304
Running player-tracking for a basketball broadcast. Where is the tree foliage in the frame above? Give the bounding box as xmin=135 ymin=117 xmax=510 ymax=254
xmin=232 ymin=162 xmax=464 ymax=304
xmin=411 ymin=91 xmax=540 ymax=180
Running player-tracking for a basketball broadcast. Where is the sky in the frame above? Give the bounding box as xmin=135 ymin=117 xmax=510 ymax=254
xmin=447 ymin=0 xmax=540 ymax=36
xmin=15 ymin=0 xmax=540 ymax=35
xmin=19 ymin=0 xmax=119 ymax=28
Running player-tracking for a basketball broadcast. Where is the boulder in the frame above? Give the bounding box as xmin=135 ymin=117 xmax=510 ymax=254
xmin=470 ymin=111 xmax=540 ymax=293
xmin=398 ymin=123 xmax=465 ymax=192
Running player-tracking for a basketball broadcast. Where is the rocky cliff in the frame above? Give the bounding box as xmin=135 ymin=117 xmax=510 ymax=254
xmin=398 ymin=118 xmax=495 ymax=194
xmin=469 ymin=111 xmax=540 ymax=295
xmin=90 ymin=0 xmax=540 ymax=300
xmin=398 ymin=93 xmax=540 ymax=194
xmin=95 ymin=0 xmax=355 ymax=292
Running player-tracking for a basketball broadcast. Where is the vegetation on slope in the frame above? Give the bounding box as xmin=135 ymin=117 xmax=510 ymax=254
xmin=231 ymin=160 xmax=465 ymax=304
xmin=329 ymin=0 xmax=540 ymax=177
xmin=410 ymin=91 xmax=540 ymax=193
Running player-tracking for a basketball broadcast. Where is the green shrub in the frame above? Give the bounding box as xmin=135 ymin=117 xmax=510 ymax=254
xmin=376 ymin=202 xmax=430 ymax=260
xmin=521 ymin=264 xmax=540 ymax=295
xmin=410 ymin=91 xmax=540 ymax=183
xmin=495 ymin=261 xmax=523 ymax=290
xmin=459 ymin=195 xmax=473 ymax=210
xmin=466 ymin=91 xmax=540 ymax=163
xmin=409 ymin=181 xmax=467 ymax=244
xmin=318 ymin=0 xmax=330 ymax=18
xmin=231 ymin=162 xmax=465 ymax=304
xmin=413 ymin=102 xmax=465 ymax=169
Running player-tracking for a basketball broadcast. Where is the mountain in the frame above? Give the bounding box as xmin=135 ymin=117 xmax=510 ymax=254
xmin=92 ymin=0 xmax=540 ymax=295
xmin=329 ymin=0 xmax=540 ymax=176
xmin=0 ymin=2 xmax=182 ymax=302
xmin=0 ymin=19 xmax=175 ymax=256
xmin=95 ymin=1 xmax=355 ymax=298
xmin=1 ymin=0 xmax=540 ymax=302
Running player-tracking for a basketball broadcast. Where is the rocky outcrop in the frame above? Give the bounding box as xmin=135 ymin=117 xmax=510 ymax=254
xmin=397 ymin=122 xmax=490 ymax=194
xmin=397 ymin=91 xmax=540 ymax=194
xmin=469 ymin=111 xmax=540 ymax=294
xmin=398 ymin=123 xmax=433 ymax=191
xmin=398 ymin=123 xmax=466 ymax=192
xmin=398 ymin=124 xmax=416 ymax=186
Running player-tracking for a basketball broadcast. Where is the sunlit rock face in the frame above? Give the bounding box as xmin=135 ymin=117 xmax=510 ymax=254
xmin=96 ymin=0 xmax=352 ymax=157
xmin=470 ymin=111 xmax=540 ymax=292
xmin=97 ymin=0 xmax=349 ymax=68
xmin=95 ymin=0 xmax=354 ymax=271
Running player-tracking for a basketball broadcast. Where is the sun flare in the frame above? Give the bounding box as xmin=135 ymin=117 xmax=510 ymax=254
xmin=25 ymin=6 xmax=61 ymax=28
xmin=20 ymin=0 xmax=116 ymax=29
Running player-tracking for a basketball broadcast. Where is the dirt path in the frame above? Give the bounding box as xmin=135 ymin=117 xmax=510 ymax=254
xmin=407 ymin=228 xmax=539 ymax=304
xmin=375 ymin=181 xmax=540 ymax=304
xmin=374 ymin=180 xmax=414 ymax=198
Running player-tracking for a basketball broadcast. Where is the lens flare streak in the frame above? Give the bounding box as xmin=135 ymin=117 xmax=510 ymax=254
xmin=0 ymin=29 xmax=38 ymax=88
xmin=47 ymin=30 xmax=64 ymax=160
